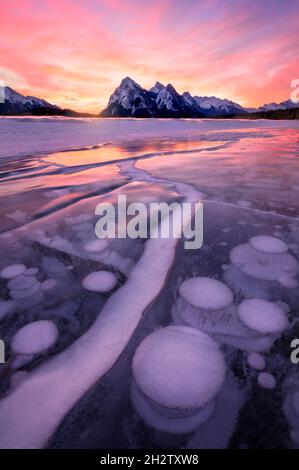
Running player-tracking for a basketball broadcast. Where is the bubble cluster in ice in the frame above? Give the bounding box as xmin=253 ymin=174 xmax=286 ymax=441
xmin=0 ymin=264 xmax=27 ymax=279
xmin=257 ymin=372 xmax=276 ymax=389
xmin=230 ymin=235 xmax=298 ymax=287
xmin=237 ymin=299 xmax=288 ymax=335
xmin=7 ymin=273 xmax=43 ymax=305
xmin=179 ymin=277 xmax=234 ymax=310
xmin=11 ymin=320 xmax=58 ymax=355
xmin=82 ymin=271 xmax=117 ymax=292
xmin=247 ymin=353 xmax=265 ymax=371
xmin=132 ymin=325 xmax=226 ymax=411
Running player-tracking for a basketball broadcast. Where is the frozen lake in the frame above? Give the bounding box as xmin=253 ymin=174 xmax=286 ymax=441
xmin=0 ymin=117 xmax=299 ymax=449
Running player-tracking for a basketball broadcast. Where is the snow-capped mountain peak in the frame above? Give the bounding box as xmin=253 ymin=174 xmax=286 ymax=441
xmin=0 ymin=86 xmax=61 ymax=115
xmin=100 ymin=77 xmax=298 ymax=118
xmin=149 ymin=81 xmax=165 ymax=95
xmin=103 ymin=77 xmax=157 ymax=117
xmin=257 ymin=99 xmax=299 ymax=112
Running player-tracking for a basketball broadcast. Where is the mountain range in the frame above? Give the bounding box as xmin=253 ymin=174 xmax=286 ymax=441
xmin=99 ymin=77 xmax=299 ymax=118
xmin=0 ymin=79 xmax=298 ymax=118
xmin=0 ymin=86 xmax=93 ymax=117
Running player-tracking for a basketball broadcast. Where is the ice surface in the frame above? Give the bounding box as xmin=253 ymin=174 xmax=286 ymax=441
xmin=11 ymin=320 xmax=58 ymax=355
xmin=0 ymin=118 xmax=298 ymax=449
xmin=132 ymin=325 xmax=226 ymax=410
xmin=179 ymin=277 xmax=233 ymax=310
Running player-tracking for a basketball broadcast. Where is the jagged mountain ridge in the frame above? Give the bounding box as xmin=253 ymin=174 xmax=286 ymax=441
xmin=0 ymin=86 xmax=62 ymax=115
xmin=0 ymin=86 xmax=94 ymax=117
xmin=100 ymin=77 xmax=248 ymax=118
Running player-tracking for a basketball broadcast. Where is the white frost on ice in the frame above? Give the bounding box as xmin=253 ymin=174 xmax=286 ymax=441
xmin=11 ymin=320 xmax=58 ymax=355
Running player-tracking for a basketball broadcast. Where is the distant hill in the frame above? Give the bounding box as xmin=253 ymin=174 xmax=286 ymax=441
xmin=0 ymin=87 xmax=95 ymax=117
xmin=225 ymin=107 xmax=299 ymax=120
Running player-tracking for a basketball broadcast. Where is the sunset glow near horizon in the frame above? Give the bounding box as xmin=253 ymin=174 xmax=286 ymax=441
xmin=1 ymin=0 xmax=298 ymax=113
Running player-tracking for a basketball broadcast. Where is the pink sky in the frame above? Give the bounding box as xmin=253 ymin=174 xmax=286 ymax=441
xmin=0 ymin=0 xmax=298 ymax=113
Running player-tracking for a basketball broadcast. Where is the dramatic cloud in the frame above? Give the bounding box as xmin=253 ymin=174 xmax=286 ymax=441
xmin=0 ymin=0 xmax=298 ymax=112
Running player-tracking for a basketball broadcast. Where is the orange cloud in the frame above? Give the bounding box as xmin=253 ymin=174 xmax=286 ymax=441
xmin=0 ymin=0 xmax=298 ymax=112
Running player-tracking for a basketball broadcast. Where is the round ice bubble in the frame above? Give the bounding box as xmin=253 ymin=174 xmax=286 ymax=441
xmin=42 ymin=257 xmax=66 ymax=275
xmin=83 ymin=239 xmax=108 ymax=253
xmin=179 ymin=277 xmax=233 ymax=310
xmin=132 ymin=325 xmax=227 ymax=410
xmin=0 ymin=264 xmax=27 ymax=279
xmin=8 ymin=274 xmax=38 ymax=291
xmin=41 ymin=279 xmax=57 ymax=291
xmin=82 ymin=271 xmax=117 ymax=292
xmin=10 ymin=282 xmax=41 ymax=300
xmin=249 ymin=236 xmax=288 ymax=254
xmin=237 ymin=299 xmax=288 ymax=335
xmin=25 ymin=268 xmax=39 ymax=276
xmin=257 ymin=372 xmax=276 ymax=389
xmin=247 ymin=353 xmax=265 ymax=371
xmin=11 ymin=320 xmax=58 ymax=355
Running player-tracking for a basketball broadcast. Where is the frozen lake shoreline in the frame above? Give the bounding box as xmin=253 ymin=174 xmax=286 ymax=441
xmin=1 ymin=117 xmax=299 ymax=159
